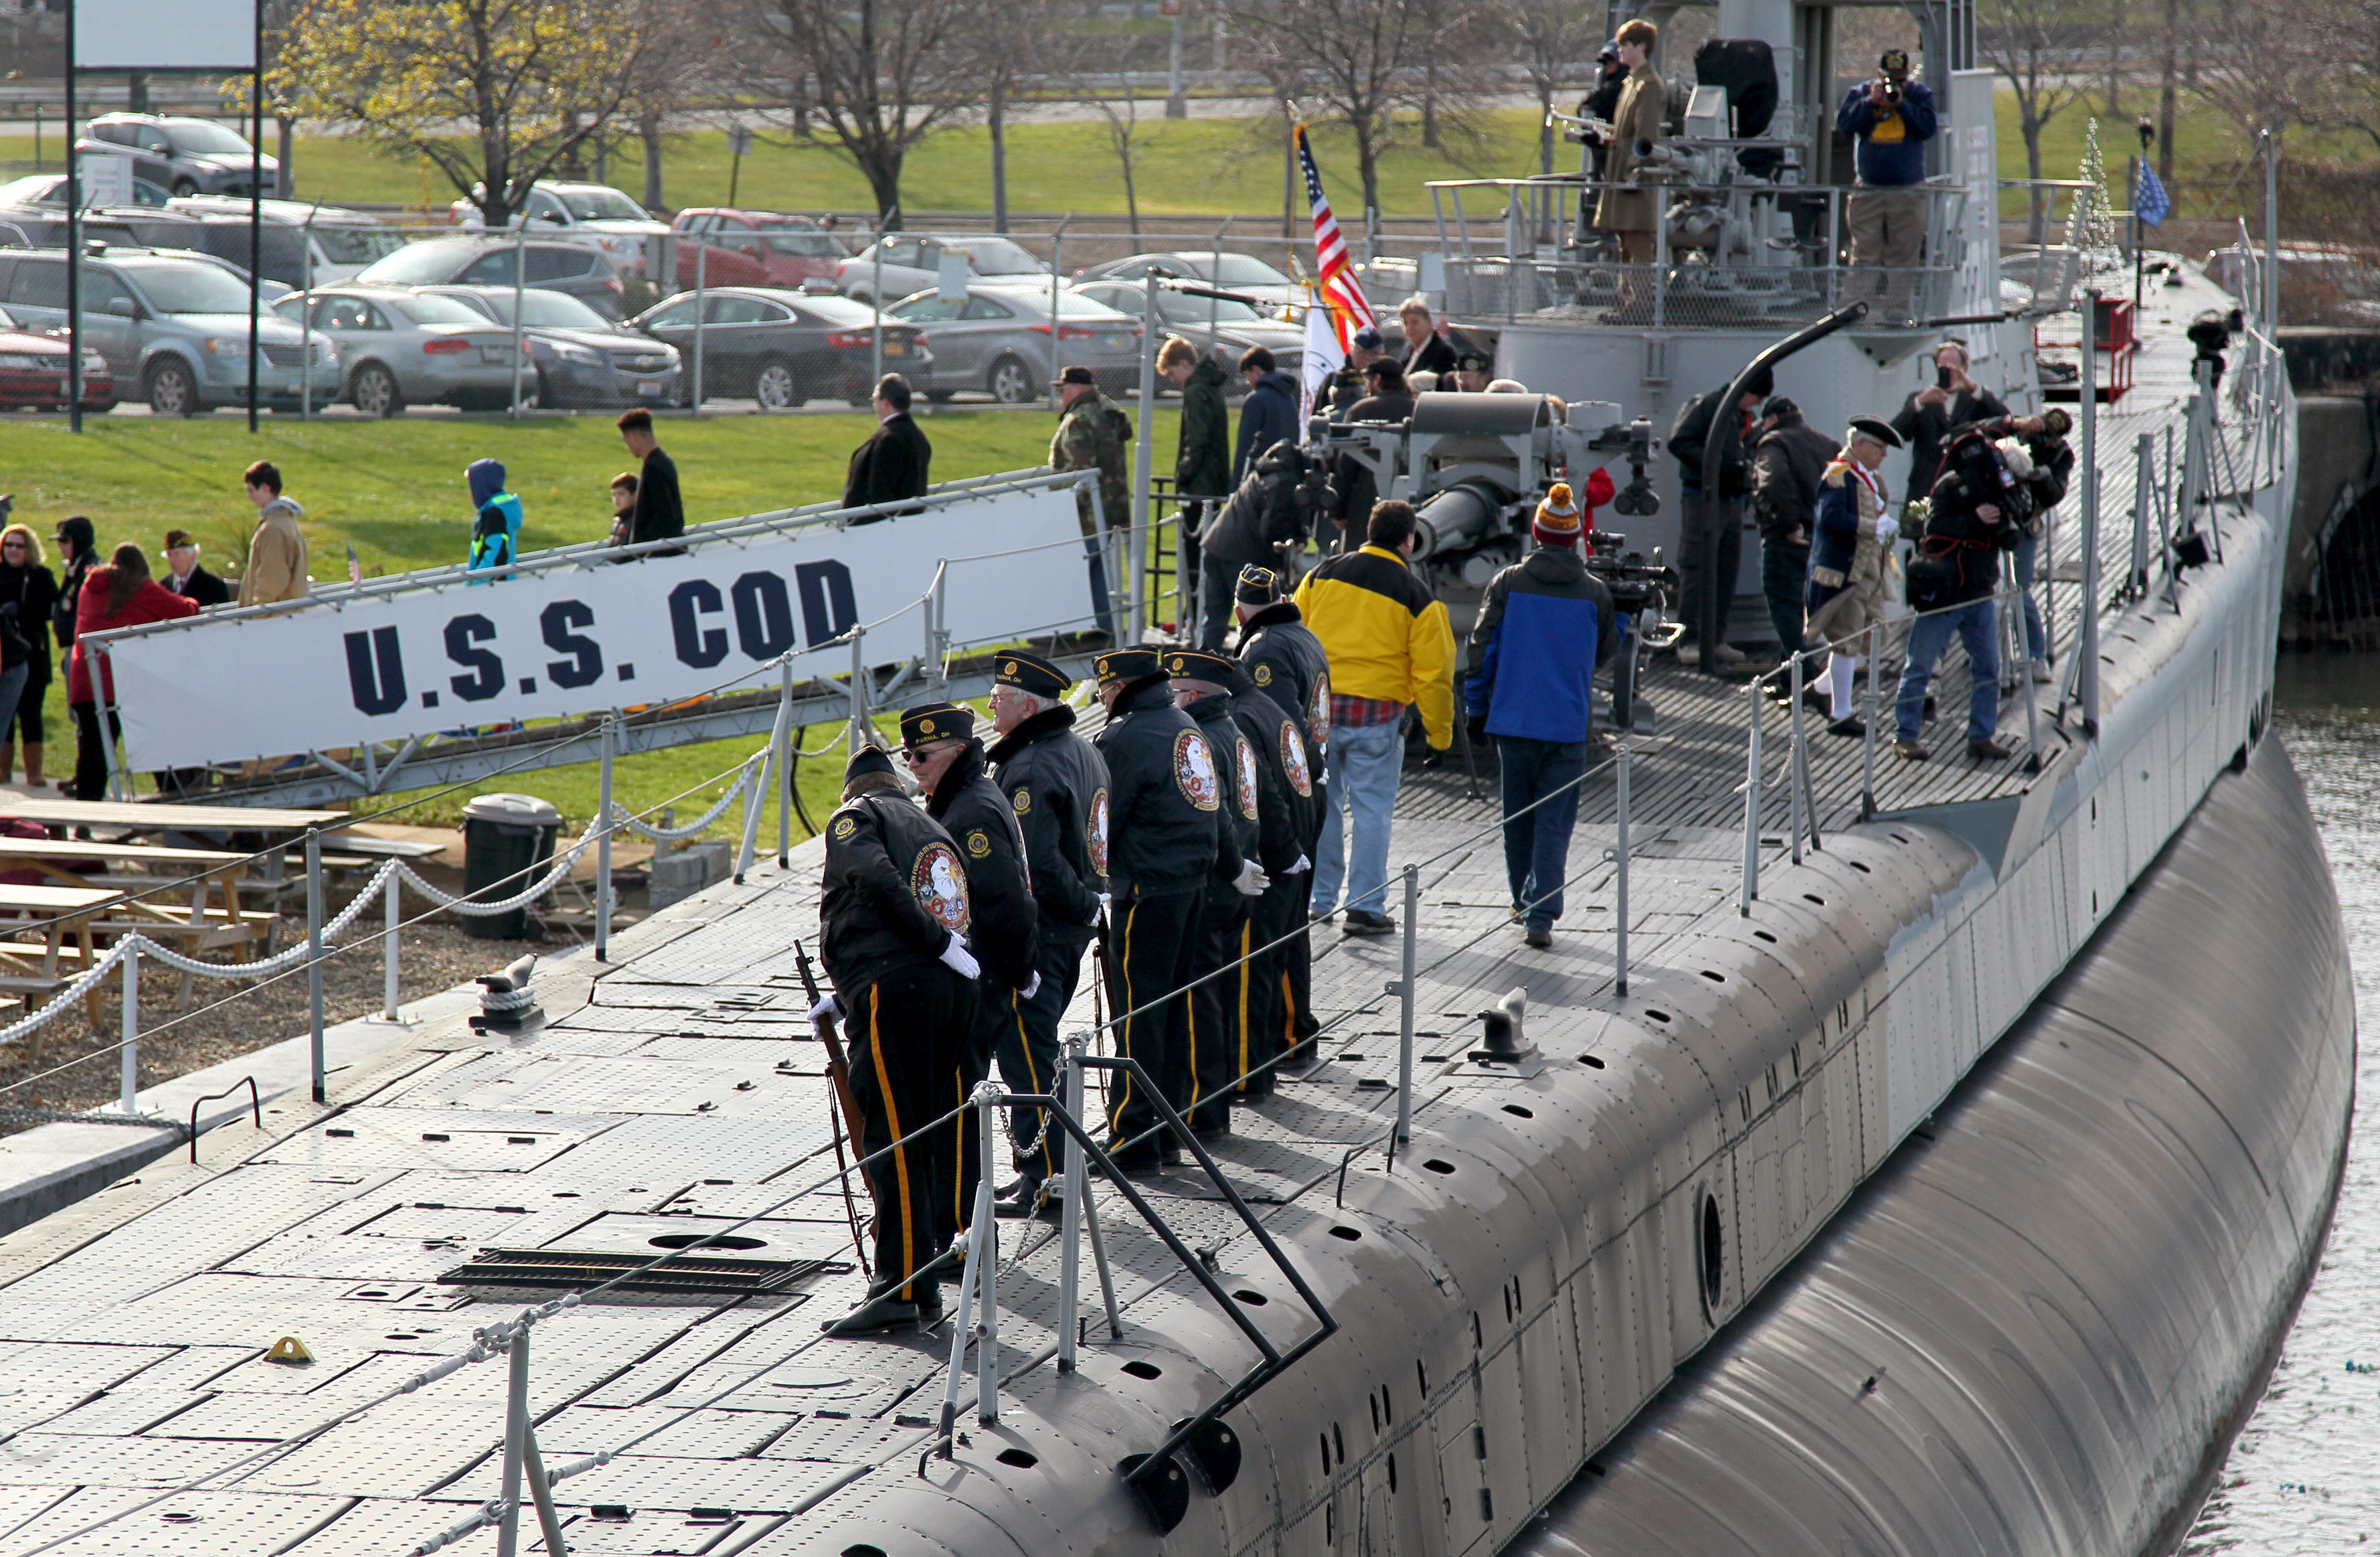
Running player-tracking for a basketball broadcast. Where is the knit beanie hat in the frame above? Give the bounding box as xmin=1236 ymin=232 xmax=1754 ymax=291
xmin=1532 ymin=483 xmax=1583 ymax=548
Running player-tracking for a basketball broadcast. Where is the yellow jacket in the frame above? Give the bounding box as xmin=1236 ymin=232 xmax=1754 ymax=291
xmin=1292 ymin=544 xmax=1456 ymax=748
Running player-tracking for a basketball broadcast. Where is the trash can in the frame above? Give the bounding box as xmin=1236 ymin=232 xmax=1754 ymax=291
xmin=460 ymin=793 xmax=562 ymax=940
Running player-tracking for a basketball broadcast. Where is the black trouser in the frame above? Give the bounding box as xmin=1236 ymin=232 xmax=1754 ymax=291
xmin=1760 ymin=534 xmax=1820 ymax=678
xmin=70 ymin=700 xmax=118 ymax=801
xmin=1186 ymin=885 xmax=1256 ymax=1133
xmin=1677 ymin=489 xmax=1743 ymax=659
xmin=1197 ymin=552 xmax=1242 ymax=652
xmin=1001 ymin=928 xmax=1092 ymax=1186
xmin=844 ymin=963 xmax=971 ymax=1302
xmin=1241 ymin=866 xmax=1308 ymax=1096
xmin=1102 ymin=886 xmax=1202 ymax=1162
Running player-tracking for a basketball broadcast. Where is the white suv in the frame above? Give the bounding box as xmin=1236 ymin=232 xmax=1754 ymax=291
xmin=449 ymin=182 xmax=670 ymax=277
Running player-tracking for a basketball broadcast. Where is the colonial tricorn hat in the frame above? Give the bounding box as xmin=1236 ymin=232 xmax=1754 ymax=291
xmin=994 ymin=651 xmax=1071 ymax=698
xmin=899 ymin=702 xmax=974 ymax=748
xmin=1093 ymin=645 xmax=1162 ymax=686
xmin=1847 ymin=415 xmax=1903 ymax=448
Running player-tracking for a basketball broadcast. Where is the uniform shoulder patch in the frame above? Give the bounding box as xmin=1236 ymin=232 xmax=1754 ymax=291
xmin=1173 ymin=729 xmax=1221 ymax=811
xmin=831 ymin=815 xmax=857 ymax=840
xmin=1011 ymin=787 xmax=1031 ymax=814
xmin=967 ymin=830 xmax=992 ymax=858
xmin=911 ymin=842 xmax=972 ymax=933
xmin=1253 ymin=663 xmax=1273 ymax=686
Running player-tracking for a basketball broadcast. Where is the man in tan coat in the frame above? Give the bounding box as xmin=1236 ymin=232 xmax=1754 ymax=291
xmin=1592 ymin=18 xmax=1665 ymax=307
xmin=237 ymin=460 xmax=309 ymax=607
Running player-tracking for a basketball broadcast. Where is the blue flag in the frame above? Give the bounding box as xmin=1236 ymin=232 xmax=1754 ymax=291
xmin=2132 ymin=158 xmax=2171 ymax=228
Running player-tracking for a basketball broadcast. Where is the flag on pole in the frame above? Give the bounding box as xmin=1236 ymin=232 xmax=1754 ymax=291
xmin=346 ymin=544 xmax=363 ymax=584
xmin=1296 ymin=125 xmax=1375 ymax=350
xmin=1298 ymin=289 xmax=1345 ymax=427
xmin=2132 ymin=158 xmax=2171 ymax=228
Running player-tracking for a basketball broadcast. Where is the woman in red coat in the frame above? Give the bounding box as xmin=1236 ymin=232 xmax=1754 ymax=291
xmin=68 ymin=545 xmax=197 ymax=800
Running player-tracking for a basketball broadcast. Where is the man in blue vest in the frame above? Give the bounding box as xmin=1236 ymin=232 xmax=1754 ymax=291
xmin=466 ymin=457 xmax=523 ymax=578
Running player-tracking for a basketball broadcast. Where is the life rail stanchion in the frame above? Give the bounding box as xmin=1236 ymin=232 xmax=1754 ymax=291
xmin=1394 ymin=864 xmax=1417 ymax=1146
xmin=2130 ymin=431 xmax=2154 ymax=596
xmin=595 ymin=718 xmax=615 ymax=961
xmin=737 ymin=664 xmax=794 ymax=885
xmin=1861 ymin=619 xmax=1881 ymax=821
xmin=305 ymin=830 xmax=325 ymax=1102
xmin=116 ymin=945 xmax=137 ymax=1116
xmin=1739 ymin=677 xmax=1762 ymax=914
xmin=494 ymin=1315 xmax=531 ymax=1557
xmin=382 ymin=866 xmax=401 ymax=1021
xmin=778 ymin=658 xmax=796 ymax=868
xmin=1788 ymin=654 xmax=1806 ymax=866
xmin=1614 ymin=740 xmax=1632 ymax=997
xmin=2077 ymin=288 xmax=2102 ymax=736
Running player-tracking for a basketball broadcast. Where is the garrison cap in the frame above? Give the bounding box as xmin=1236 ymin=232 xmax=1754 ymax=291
xmin=1351 ymin=326 xmax=1384 ymax=351
xmin=1093 ymin=645 xmax=1162 ymax=686
xmin=1847 ymin=414 xmax=1902 ymax=448
xmin=994 ymin=651 xmax=1071 ymax=698
xmin=1453 ymin=347 xmax=1493 ymax=374
xmin=1236 ymin=564 xmax=1282 ymax=604
xmin=1164 ymin=648 xmax=1237 ymax=684
xmin=899 ymin=702 xmax=974 ymax=748
xmin=845 ymin=743 xmax=899 ymax=783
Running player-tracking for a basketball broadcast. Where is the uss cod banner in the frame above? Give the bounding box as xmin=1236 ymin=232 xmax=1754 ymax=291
xmin=99 ymin=487 xmax=1096 ymax=770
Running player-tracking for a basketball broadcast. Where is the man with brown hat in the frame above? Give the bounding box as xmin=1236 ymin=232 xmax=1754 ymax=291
xmin=1090 ymin=645 xmax=1242 ymax=1170
xmin=161 ymin=531 xmax=229 ymax=608
xmin=1051 ymin=365 xmax=1132 ymax=639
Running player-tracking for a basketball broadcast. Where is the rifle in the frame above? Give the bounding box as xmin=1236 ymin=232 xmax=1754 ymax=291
xmin=793 ymin=940 xmax=869 ymax=1268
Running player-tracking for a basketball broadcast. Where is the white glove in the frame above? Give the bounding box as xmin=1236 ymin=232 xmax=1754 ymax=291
xmin=1231 ymin=862 xmax=1270 ymax=898
xmin=1097 ymin=892 xmax=1112 ymax=912
xmin=1021 ymin=972 xmax=1041 ymax=1000
xmin=1873 ymin=509 xmax=1900 ymax=544
xmin=807 ymin=993 xmax=839 ymax=1023
xmin=940 ymin=934 xmax=982 ymax=981
xmin=1290 ymin=855 xmax=1312 ymax=875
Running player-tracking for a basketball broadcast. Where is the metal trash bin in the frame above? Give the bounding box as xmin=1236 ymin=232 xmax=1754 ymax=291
xmin=460 ymin=793 xmax=562 ymax=940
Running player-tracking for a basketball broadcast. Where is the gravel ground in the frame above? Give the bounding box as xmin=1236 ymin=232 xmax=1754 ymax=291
xmin=0 ymin=910 xmax=578 ymax=1131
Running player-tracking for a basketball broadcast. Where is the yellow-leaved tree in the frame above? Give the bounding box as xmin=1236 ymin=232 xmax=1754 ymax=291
xmin=272 ymin=0 xmax=655 ymax=225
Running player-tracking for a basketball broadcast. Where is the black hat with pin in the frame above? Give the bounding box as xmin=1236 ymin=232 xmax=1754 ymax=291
xmin=899 ymin=702 xmax=974 ymax=749
xmin=994 ymin=651 xmax=1071 ymax=698
xmin=1093 ymin=645 xmax=1163 ymax=687
xmin=845 ymin=742 xmax=899 ymax=784
xmin=1236 ymin=564 xmax=1282 ymax=604
xmin=1165 ymin=649 xmax=1237 ymax=685
xmin=1847 ymin=415 xmax=1903 ymax=448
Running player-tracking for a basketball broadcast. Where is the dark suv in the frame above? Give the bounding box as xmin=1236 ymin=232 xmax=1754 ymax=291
xmin=352 ymin=237 xmax=628 ymax=319
xmin=77 ymin=114 xmax=276 ymax=198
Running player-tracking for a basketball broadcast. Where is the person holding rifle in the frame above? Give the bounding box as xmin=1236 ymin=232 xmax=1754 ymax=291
xmin=985 ymin=652 xmax=1110 ymax=1217
xmin=812 ymin=742 xmax=983 ymax=1337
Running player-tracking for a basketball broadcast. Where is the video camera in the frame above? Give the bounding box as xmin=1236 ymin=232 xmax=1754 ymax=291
xmin=1582 ymin=533 xmax=1680 ymax=617
xmin=1582 ymin=417 xmax=1661 ymax=517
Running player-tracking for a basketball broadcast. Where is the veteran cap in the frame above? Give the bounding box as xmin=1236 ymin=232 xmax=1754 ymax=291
xmin=1236 ymin=564 xmax=1282 ymax=604
xmin=899 ymin=702 xmax=975 ymax=748
xmin=1164 ymin=648 xmax=1237 ymax=685
xmin=845 ymin=742 xmax=899 ymax=783
xmin=994 ymin=651 xmax=1072 ymax=698
xmin=1093 ymin=645 xmax=1163 ymax=686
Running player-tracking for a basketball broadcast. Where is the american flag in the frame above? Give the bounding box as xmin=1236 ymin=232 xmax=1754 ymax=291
xmin=1298 ymin=125 xmax=1375 ymax=350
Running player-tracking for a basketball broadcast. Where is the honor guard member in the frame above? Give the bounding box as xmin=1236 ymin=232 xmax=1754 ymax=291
xmin=902 ymin=702 xmax=1039 ymax=1251
xmin=1190 ymin=647 xmax=1314 ymax=1101
xmin=985 ymin=651 xmax=1110 ymax=1215
xmin=1092 ymin=645 xmax=1244 ymax=1170
xmin=1234 ymin=564 xmax=1331 ymax=1067
xmin=1165 ymin=649 xmax=1282 ymax=1135
xmin=815 ymin=743 xmax=983 ymax=1336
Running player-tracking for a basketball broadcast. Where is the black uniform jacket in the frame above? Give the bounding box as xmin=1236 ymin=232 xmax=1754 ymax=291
xmin=843 ymin=410 xmax=932 ymax=516
xmin=986 ymin=704 xmax=1109 ymax=938
xmin=1186 ymin=690 xmax=1264 ymax=889
xmin=1092 ymin=677 xmax=1240 ymax=902
xmin=1222 ymin=665 xmax=1313 ymax=875
xmin=819 ymin=785 xmax=971 ymax=1000
xmin=1236 ymin=600 xmax=1332 ymax=766
xmin=924 ymin=738 xmax=1039 ymax=989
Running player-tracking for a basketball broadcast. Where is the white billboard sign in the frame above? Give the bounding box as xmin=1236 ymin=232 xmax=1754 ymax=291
xmin=99 ymin=489 xmax=1096 ymax=770
xmin=74 ymin=0 xmax=259 ymax=70
xmin=79 ymin=155 xmax=133 ymax=211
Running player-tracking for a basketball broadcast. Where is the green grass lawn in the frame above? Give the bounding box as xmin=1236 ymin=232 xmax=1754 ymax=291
xmin=0 ymin=407 xmax=1180 ymax=833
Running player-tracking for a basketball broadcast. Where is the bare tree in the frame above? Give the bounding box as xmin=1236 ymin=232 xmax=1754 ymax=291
xmin=1509 ymin=0 xmax=1596 ymax=177
xmin=618 ymin=19 xmax=727 ymax=211
xmin=1979 ymin=0 xmax=2106 ymax=241
xmin=738 ymin=0 xmax=979 ymax=228
xmin=970 ymin=0 xmax=1053 ymax=232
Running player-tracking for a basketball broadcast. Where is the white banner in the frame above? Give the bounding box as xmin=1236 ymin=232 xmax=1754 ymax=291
xmin=101 ymin=489 xmax=1096 ymax=769
xmin=75 ymin=0 xmax=259 ymax=70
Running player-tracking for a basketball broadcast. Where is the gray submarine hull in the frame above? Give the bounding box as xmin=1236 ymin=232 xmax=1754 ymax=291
xmin=1509 ymin=731 xmax=2353 ymax=1557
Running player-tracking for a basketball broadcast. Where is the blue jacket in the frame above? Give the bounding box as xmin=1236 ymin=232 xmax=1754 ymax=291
xmin=466 ymin=457 xmax=522 ymax=579
xmin=1835 ymin=80 xmax=1936 ymax=187
xmin=1234 ymin=370 xmax=1300 ymax=484
xmin=1464 ymin=544 xmax=1621 ymax=743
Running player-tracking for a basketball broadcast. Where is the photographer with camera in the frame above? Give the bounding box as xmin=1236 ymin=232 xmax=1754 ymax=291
xmin=1893 ymin=431 xmax=2034 ymax=762
xmin=1197 ymin=439 xmax=1329 ymax=650
xmin=1891 ymin=339 xmax=2007 ymax=494
xmin=1960 ymin=408 xmax=2074 ymax=682
xmin=1836 ymin=48 xmax=1938 ymax=326
xmin=1576 ymin=42 xmax=1628 ymax=183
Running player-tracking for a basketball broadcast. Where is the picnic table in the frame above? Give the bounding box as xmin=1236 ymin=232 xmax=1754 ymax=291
xmin=0 ymin=882 xmax=127 ymax=1029
xmin=0 ymin=797 xmax=341 ymax=835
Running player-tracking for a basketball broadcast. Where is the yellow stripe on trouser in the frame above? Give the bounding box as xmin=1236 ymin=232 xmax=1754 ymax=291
xmin=1235 ymin=919 xmax=1253 ymax=1090
xmin=1012 ymin=1000 xmax=1053 ymax=1179
xmin=1107 ymin=902 xmax=1137 ymax=1135
xmin=866 ymin=990 xmax=918 ymax=1300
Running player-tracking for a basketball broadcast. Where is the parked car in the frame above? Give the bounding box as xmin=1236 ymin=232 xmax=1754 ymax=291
xmin=1072 ymin=277 xmax=1303 ymax=387
xmin=631 ymin=287 xmax=926 ymax=410
xmin=0 ymin=247 xmax=337 ymax=416
xmin=76 ymin=114 xmax=275 ymax=197
xmin=884 ymin=283 xmax=1141 ymax=404
xmin=417 ymin=284 xmax=680 ymax=410
xmin=352 ymin=236 xmax=628 ymax=319
xmin=0 ymin=302 xmax=114 ymax=413
xmin=268 ymin=286 xmax=527 ymax=416
xmin=1072 ymin=250 xmax=1303 ymax=312
xmin=449 ymin=181 xmax=670 ymax=277
xmin=167 ymin=197 xmax=407 ymax=286
xmin=668 ymin=209 xmax=848 ymax=291
xmin=0 ymin=171 xmax=172 ymax=208
xmin=837 ymin=235 xmax=1050 ymax=306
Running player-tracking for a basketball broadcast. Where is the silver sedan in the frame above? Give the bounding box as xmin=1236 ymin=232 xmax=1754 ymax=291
xmin=1072 ymin=278 xmax=1305 ymax=386
xmin=883 ymin=283 xmax=1144 ymax=404
xmin=271 ymin=286 xmax=525 ymax=415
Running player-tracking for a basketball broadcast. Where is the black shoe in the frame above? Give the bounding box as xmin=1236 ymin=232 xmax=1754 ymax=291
xmin=1967 ymin=736 xmax=2017 ymax=761
xmin=993 ymin=1180 xmax=1049 ymax=1219
xmin=1922 ymin=695 xmax=1938 ymax=722
xmin=821 ymin=1287 xmax=923 ymax=1335
xmin=1826 ymin=716 xmax=1866 ymax=738
xmin=1189 ymin=1114 xmax=1232 ymax=1140
xmin=1161 ymin=1142 xmax=1185 ymax=1167
xmin=1102 ymin=1140 xmax=1163 ymax=1174
xmin=1523 ymin=924 xmax=1553 ymax=949
xmin=1341 ymin=909 xmax=1396 ymax=936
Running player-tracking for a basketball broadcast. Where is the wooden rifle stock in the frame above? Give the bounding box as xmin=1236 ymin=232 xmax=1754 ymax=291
xmin=794 ymin=941 xmax=869 ymax=1267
